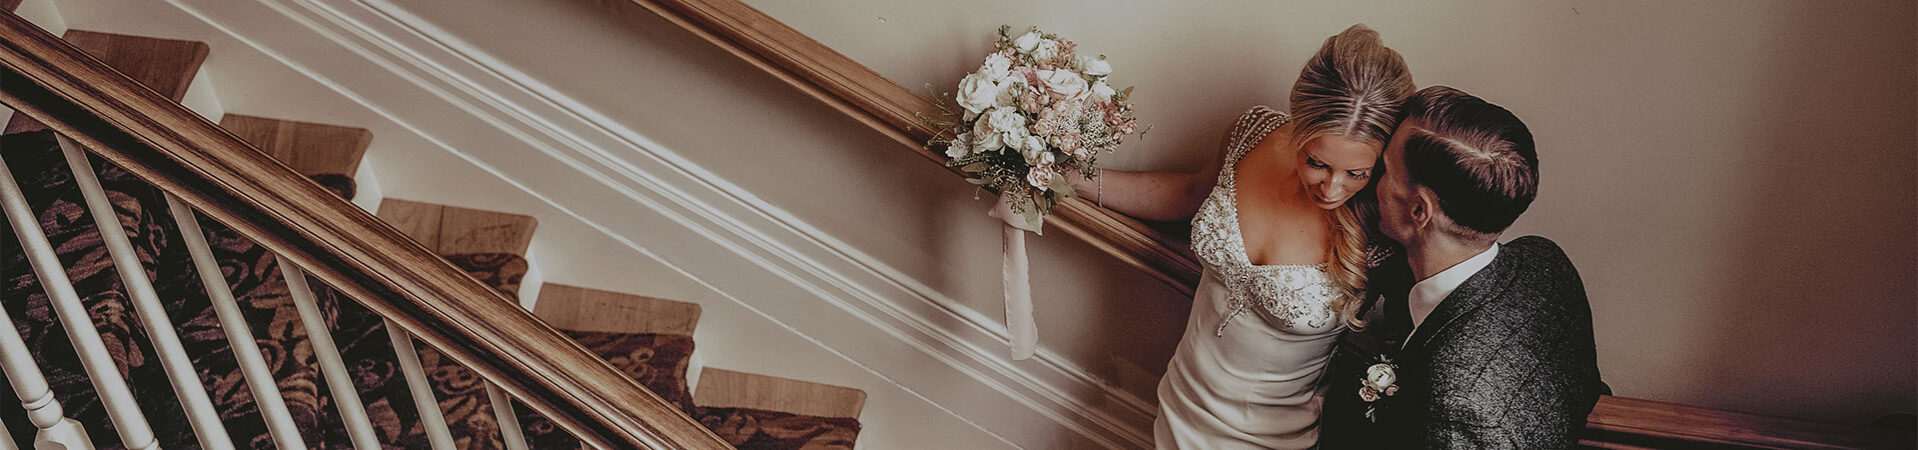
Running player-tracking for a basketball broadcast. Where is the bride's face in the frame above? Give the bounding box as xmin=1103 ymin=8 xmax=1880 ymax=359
xmin=1296 ymin=135 xmax=1381 ymax=210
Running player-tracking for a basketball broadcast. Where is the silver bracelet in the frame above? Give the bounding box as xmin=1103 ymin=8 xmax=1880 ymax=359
xmin=1096 ymin=168 xmax=1104 ymax=209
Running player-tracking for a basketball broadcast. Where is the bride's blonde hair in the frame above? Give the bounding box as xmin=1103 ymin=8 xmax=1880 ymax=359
xmin=1288 ymin=24 xmax=1414 ymax=327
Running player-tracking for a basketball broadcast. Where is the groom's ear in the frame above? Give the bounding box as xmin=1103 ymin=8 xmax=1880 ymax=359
xmin=1411 ymin=188 xmax=1438 ymax=231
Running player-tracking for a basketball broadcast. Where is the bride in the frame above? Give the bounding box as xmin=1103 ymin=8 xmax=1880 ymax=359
xmin=1069 ymin=24 xmax=1413 ymax=449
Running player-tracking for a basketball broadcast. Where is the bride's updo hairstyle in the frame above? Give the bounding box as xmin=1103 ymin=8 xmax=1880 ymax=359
xmin=1288 ymin=24 xmax=1414 ymax=327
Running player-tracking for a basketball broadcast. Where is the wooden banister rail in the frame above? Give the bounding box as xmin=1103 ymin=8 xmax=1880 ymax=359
xmin=1584 ymin=395 xmax=1911 ymax=449
xmin=614 ymin=2 xmax=1916 ymax=448
xmin=622 ymin=0 xmax=1203 ymax=295
xmin=0 ymin=11 xmax=728 ymax=449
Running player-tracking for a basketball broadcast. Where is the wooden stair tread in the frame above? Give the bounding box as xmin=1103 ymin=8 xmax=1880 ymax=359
xmin=7 ymin=30 xmax=208 ymax=134
xmin=376 ymin=198 xmax=539 ymax=257
xmin=534 ymin=283 xmax=700 ymax=336
xmin=694 ymin=368 xmax=865 ymax=420
xmin=219 ymin=114 xmax=371 ymax=177
xmin=1584 ymin=395 xmax=1913 ymax=449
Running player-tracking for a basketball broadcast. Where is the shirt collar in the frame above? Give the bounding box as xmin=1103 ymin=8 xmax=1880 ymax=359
xmin=1407 ymin=243 xmax=1500 ymax=331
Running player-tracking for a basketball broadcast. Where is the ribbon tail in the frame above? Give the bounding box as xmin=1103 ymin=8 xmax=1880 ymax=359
xmin=1002 ymin=223 xmax=1037 ymax=360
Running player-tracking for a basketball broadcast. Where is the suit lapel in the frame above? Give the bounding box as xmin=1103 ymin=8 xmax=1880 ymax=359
xmin=1402 ymin=249 xmax=1520 ymax=354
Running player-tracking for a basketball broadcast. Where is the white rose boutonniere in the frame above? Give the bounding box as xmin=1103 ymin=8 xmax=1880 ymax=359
xmin=1361 ymin=355 xmax=1400 ymax=422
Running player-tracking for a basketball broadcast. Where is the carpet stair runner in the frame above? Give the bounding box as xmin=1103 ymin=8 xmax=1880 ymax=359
xmin=0 ymin=17 xmax=864 ymax=449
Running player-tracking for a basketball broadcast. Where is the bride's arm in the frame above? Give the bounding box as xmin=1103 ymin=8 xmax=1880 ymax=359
xmin=1068 ymin=128 xmax=1233 ymax=222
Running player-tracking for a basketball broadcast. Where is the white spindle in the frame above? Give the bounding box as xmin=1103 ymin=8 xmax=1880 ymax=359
xmin=380 ymin=320 xmax=453 ymax=450
xmin=0 ymin=141 xmax=153 ymax=449
xmin=56 ymin=135 xmax=233 ymax=449
xmin=0 ymin=426 xmax=13 ymax=450
xmin=485 ymin=383 xmax=528 ymax=450
xmin=0 ymin=251 xmax=93 ymax=450
xmin=164 ymin=194 xmax=307 ymax=450
xmin=275 ymin=256 xmax=379 ymax=449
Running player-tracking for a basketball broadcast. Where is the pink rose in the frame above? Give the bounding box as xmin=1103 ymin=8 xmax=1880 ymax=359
xmin=1055 ymin=134 xmax=1083 ymax=157
xmin=1027 ymin=166 xmax=1057 ymax=191
xmin=1359 ymin=386 xmax=1380 ymax=403
xmin=1031 ymin=120 xmax=1056 ymax=137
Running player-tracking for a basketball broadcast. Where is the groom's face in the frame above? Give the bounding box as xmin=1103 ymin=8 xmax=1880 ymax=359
xmin=1377 ymin=121 xmax=1420 ymax=245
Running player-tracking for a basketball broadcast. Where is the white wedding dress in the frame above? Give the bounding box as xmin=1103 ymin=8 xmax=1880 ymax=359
xmin=1155 ymin=107 xmax=1343 ymax=449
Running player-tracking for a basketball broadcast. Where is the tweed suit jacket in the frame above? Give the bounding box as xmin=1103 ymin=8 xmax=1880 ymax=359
xmin=1319 ymin=236 xmax=1602 ymax=449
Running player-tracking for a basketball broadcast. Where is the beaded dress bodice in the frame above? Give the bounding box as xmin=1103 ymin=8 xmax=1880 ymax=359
xmin=1189 ymin=106 xmax=1341 ymax=336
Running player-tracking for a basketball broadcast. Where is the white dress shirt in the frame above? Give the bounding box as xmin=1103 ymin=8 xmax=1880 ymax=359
xmin=1404 ymin=243 xmax=1500 ymax=345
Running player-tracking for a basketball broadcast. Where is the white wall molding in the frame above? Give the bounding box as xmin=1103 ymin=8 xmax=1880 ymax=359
xmin=161 ymin=0 xmax=1157 ymax=447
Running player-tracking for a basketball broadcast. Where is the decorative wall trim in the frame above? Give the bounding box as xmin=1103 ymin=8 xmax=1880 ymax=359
xmin=161 ymin=0 xmax=1156 ymax=447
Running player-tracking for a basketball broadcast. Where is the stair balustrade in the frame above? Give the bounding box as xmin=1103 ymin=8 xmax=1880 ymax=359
xmin=0 ymin=9 xmax=728 ymax=449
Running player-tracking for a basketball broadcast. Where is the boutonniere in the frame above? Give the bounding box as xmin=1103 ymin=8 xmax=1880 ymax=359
xmin=1360 ymin=355 xmax=1399 ymax=422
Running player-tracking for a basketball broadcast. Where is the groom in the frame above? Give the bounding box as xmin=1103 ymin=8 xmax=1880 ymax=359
xmin=1319 ymin=86 xmax=1602 ymax=449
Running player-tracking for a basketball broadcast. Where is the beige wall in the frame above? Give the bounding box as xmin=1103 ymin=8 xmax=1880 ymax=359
xmin=741 ymin=0 xmax=1918 ymax=425
xmin=391 ymin=0 xmax=1914 ymax=429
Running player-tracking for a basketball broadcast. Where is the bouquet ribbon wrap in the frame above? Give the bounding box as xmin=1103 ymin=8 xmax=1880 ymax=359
xmin=987 ymin=194 xmax=1039 ymax=360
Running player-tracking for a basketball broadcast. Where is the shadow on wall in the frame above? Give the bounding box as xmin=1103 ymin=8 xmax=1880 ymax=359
xmin=1706 ymin=0 xmax=1917 ymax=426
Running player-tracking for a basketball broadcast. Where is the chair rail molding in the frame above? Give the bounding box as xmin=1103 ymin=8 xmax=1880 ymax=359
xmin=153 ymin=0 xmax=1159 ymax=447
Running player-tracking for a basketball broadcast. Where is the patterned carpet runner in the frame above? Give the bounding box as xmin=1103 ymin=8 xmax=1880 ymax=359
xmin=0 ymin=129 xmax=857 ymax=448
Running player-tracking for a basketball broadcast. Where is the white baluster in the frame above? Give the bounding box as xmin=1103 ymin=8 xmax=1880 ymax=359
xmin=56 ymin=135 xmax=232 ymax=449
xmin=380 ymin=320 xmax=453 ymax=450
xmin=275 ymin=256 xmax=379 ymax=449
xmin=486 ymin=383 xmax=527 ymax=450
xmin=0 ymin=253 xmax=93 ymax=450
xmin=164 ymin=194 xmax=306 ymax=450
xmin=0 ymin=426 xmax=12 ymax=450
xmin=0 ymin=140 xmax=153 ymax=449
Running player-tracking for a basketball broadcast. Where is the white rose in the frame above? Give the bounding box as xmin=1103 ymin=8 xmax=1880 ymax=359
xmin=956 ymin=73 xmax=1003 ymax=115
xmin=946 ymin=132 xmax=973 ymax=159
xmin=1021 ymin=136 xmax=1046 ymax=163
xmin=1089 ymin=80 xmax=1116 ymax=103
xmin=1033 ymin=39 xmax=1062 ymax=61
xmin=1083 ymin=57 xmax=1112 ymax=77
xmin=981 ymin=52 xmax=1014 ymax=82
xmin=1365 ymin=364 xmax=1397 ymax=391
xmin=1013 ymin=30 xmax=1042 ymax=53
xmin=986 ymin=106 xmax=1028 ymax=142
xmin=972 ymin=118 xmax=1004 ymax=150
xmin=1035 ymin=148 xmax=1057 ymax=166
xmin=1038 ymin=69 xmax=1088 ymax=100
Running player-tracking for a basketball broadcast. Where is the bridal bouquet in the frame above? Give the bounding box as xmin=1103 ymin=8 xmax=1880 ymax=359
xmin=938 ymin=25 xmax=1141 ymax=232
xmin=931 ymin=26 xmax=1141 ymax=360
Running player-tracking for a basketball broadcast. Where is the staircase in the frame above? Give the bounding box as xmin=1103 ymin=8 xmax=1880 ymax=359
xmin=0 ymin=1 xmax=865 ymax=448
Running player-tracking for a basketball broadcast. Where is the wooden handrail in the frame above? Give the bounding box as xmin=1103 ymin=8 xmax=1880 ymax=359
xmin=612 ymin=2 xmax=1917 ymax=448
xmin=1584 ymin=395 xmax=1911 ymax=449
xmin=0 ymin=11 xmax=728 ymax=449
xmin=621 ymin=0 xmax=1203 ymax=295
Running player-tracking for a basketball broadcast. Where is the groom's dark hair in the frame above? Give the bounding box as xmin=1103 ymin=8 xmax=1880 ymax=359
xmin=1397 ymin=86 xmax=1539 ymax=239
